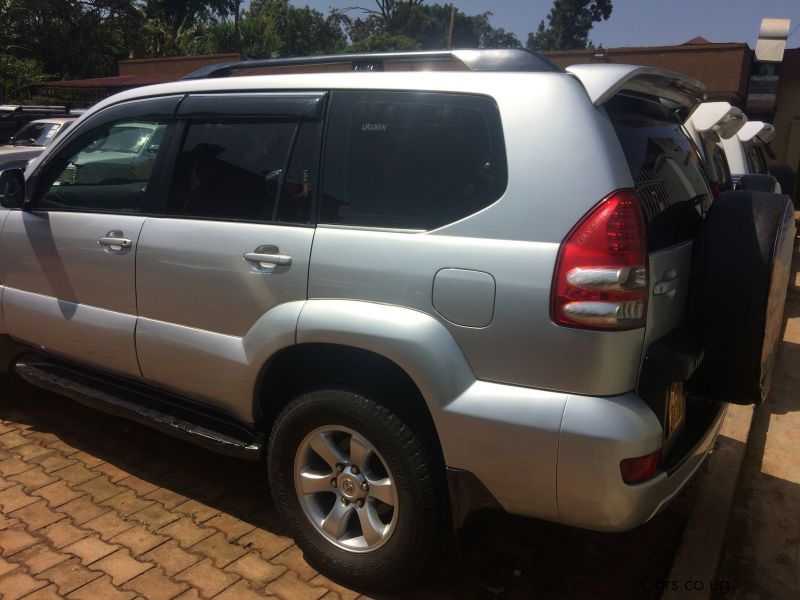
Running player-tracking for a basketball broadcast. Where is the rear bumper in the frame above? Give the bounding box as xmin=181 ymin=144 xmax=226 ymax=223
xmin=556 ymin=393 xmax=726 ymax=531
xmin=439 ymin=379 xmax=724 ymax=532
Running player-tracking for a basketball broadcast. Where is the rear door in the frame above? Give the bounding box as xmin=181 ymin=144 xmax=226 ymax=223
xmin=604 ymin=93 xmax=714 ymax=451
xmin=134 ymin=92 xmax=324 ymax=421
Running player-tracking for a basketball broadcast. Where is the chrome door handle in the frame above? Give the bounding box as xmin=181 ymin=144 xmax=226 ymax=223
xmin=243 ymin=252 xmax=292 ymax=268
xmin=98 ymin=236 xmax=132 ymax=249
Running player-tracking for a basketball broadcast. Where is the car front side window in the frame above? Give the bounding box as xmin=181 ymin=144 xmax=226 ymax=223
xmin=35 ymin=120 xmax=168 ymax=214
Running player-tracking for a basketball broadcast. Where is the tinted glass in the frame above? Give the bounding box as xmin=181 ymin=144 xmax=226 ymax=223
xmin=322 ymin=91 xmax=507 ymax=230
xmin=607 ymin=94 xmax=712 ymax=250
xmin=699 ymin=131 xmax=732 ymax=194
xmin=275 ymin=122 xmax=320 ymax=224
xmin=38 ymin=120 xmax=167 ymax=213
xmin=168 ymin=121 xmax=296 ymax=222
xmin=9 ymin=122 xmax=61 ymax=147
xmin=745 ymin=144 xmax=765 ymax=174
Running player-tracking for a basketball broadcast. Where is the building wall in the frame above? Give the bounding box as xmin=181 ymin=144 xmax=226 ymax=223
xmin=772 ymin=49 xmax=800 ymax=171
xmin=118 ymin=53 xmax=242 ymax=77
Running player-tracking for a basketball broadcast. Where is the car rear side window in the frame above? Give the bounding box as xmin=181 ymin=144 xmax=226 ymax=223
xmin=167 ymin=121 xmax=299 ymax=223
xmin=321 ymin=91 xmax=507 ymax=230
xmin=606 ymin=94 xmax=713 ymax=251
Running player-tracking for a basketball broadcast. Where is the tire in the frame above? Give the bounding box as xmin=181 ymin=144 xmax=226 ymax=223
xmin=689 ymin=191 xmax=796 ymax=404
xmin=267 ymin=388 xmax=447 ymax=589
xmin=768 ymin=164 xmax=796 ymax=206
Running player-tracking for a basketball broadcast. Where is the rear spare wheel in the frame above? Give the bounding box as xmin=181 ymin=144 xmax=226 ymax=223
xmin=690 ymin=190 xmax=795 ymax=404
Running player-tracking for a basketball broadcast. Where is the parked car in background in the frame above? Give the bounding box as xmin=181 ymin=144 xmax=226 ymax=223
xmin=0 ymin=117 xmax=76 ymax=172
xmin=684 ymin=101 xmax=746 ymax=196
xmin=0 ymin=51 xmax=795 ymax=588
xmin=720 ymin=120 xmax=780 ymax=189
xmin=0 ymin=105 xmax=75 ymax=144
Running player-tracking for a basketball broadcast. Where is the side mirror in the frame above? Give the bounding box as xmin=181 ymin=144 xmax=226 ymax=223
xmin=0 ymin=168 xmax=25 ymax=209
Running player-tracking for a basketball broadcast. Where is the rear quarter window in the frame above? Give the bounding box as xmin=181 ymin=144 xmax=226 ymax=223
xmin=321 ymin=91 xmax=507 ymax=230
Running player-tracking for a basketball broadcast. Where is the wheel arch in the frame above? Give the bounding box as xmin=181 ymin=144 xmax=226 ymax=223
xmin=252 ymin=299 xmax=479 ymax=472
xmin=253 ymin=342 xmax=447 ymax=475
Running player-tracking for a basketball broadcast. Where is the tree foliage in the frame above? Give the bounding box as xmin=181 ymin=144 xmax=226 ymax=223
xmin=1 ymin=1 xmax=146 ymax=78
xmin=527 ymin=0 xmax=612 ymax=51
xmin=339 ymin=3 xmax=520 ymax=52
xmin=0 ymin=0 xmax=614 ymax=94
xmin=0 ymin=54 xmax=49 ymax=101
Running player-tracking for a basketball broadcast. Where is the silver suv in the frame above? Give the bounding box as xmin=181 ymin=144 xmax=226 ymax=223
xmin=0 ymin=50 xmax=794 ymax=588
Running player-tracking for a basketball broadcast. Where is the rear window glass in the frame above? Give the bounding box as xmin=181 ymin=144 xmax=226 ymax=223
xmin=168 ymin=121 xmax=296 ymax=222
xmin=321 ymin=91 xmax=507 ymax=230
xmin=698 ymin=132 xmax=733 ymax=195
xmin=606 ymin=94 xmax=712 ymax=250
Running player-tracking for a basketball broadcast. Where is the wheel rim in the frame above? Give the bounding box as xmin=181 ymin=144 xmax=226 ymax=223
xmin=294 ymin=425 xmax=399 ymax=553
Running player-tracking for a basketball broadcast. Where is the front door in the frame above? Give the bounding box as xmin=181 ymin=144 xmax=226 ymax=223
xmin=0 ymin=98 xmax=177 ymax=378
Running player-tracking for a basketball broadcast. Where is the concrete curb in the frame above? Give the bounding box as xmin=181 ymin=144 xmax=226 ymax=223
xmin=662 ymin=403 xmax=755 ymax=600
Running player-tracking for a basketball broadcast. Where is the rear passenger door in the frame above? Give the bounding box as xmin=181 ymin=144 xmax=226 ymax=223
xmin=135 ymin=93 xmax=324 ymax=421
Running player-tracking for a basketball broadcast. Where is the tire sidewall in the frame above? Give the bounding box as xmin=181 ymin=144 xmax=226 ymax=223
xmin=268 ymin=388 xmax=441 ymax=583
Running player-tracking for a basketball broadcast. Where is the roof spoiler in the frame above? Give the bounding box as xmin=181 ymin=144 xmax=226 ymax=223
xmin=737 ymin=121 xmax=776 ymax=144
xmin=686 ymin=102 xmax=746 ymax=140
xmin=181 ymin=49 xmax=560 ymax=80
xmin=565 ymin=64 xmax=707 ymax=109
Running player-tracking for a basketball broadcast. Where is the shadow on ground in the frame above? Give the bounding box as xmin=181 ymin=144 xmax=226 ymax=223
xmin=712 ymin=287 xmax=800 ymax=599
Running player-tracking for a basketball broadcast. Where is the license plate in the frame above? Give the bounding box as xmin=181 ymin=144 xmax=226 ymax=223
xmin=666 ymin=381 xmax=686 ymax=440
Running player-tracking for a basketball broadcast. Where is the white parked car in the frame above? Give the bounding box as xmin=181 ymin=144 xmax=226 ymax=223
xmin=684 ymin=101 xmax=746 ymax=195
xmin=720 ymin=120 xmax=778 ymax=189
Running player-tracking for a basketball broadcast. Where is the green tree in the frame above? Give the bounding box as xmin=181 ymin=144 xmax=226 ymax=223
xmin=0 ymin=55 xmax=49 ymax=102
xmin=187 ymin=0 xmax=345 ymax=58
xmin=339 ymin=2 xmax=520 ymax=51
xmin=0 ymin=1 xmax=146 ymax=79
xmin=527 ymin=0 xmax=612 ymax=51
xmin=141 ymin=0 xmax=233 ymax=56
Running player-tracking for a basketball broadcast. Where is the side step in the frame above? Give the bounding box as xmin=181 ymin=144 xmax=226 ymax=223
xmin=15 ymin=356 xmax=264 ymax=460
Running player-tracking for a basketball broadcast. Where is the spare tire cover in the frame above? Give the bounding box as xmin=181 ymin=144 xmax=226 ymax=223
xmin=689 ymin=190 xmax=795 ymax=404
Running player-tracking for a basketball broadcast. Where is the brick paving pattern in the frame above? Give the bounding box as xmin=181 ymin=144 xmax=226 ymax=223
xmin=0 ymin=382 xmax=697 ymax=599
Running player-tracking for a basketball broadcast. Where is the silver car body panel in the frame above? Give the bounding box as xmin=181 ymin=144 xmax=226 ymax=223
xmin=309 ymin=227 xmax=645 ymax=395
xmin=566 ymin=64 xmax=707 ymax=108
xmin=559 ymin=395 xmax=726 ymax=530
xmin=643 ymin=242 xmax=693 ymax=352
xmin=136 ymin=302 xmax=303 ymax=424
xmin=135 ymin=218 xmax=314 ymax=422
xmin=0 ymin=210 xmax=145 ymax=378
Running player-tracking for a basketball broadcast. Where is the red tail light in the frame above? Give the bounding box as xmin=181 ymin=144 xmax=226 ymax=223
xmin=620 ymin=449 xmax=662 ymax=484
xmin=551 ymin=189 xmax=648 ymax=330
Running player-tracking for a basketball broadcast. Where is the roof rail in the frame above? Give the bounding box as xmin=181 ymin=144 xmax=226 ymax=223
xmin=181 ymin=48 xmax=560 ymax=80
xmin=0 ymin=104 xmax=69 ymax=114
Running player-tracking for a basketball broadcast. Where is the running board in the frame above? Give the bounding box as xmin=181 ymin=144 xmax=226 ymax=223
xmin=14 ymin=357 xmax=264 ymax=460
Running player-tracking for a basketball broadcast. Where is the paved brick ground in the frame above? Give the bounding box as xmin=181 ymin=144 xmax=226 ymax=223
xmin=0 ymin=380 xmax=699 ymax=599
